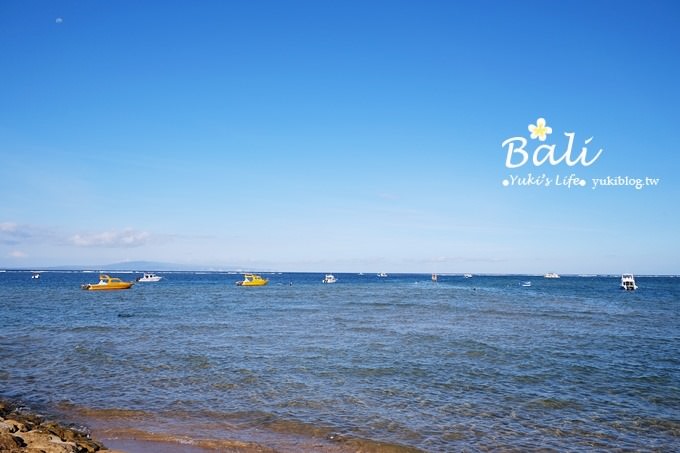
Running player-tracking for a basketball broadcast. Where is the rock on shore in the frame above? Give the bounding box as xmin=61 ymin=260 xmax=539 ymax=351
xmin=0 ymin=400 xmax=113 ymax=453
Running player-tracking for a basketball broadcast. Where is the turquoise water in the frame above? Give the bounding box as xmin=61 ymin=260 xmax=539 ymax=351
xmin=1 ymin=271 xmax=679 ymax=451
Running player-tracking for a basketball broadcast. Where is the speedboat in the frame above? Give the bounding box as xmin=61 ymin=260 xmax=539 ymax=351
xmin=521 ymin=281 xmax=532 ymax=287
xmin=621 ymin=274 xmax=638 ymax=291
xmin=464 ymin=273 xmax=473 ymax=278
xmin=544 ymin=272 xmax=560 ymax=279
xmin=377 ymin=272 xmax=388 ymax=278
xmin=323 ymin=274 xmax=337 ymax=284
xmin=431 ymin=273 xmax=438 ymax=282
xmin=31 ymin=272 xmax=41 ymax=279
xmin=236 ymin=274 xmax=268 ymax=287
xmin=82 ymin=274 xmax=134 ymax=291
xmin=136 ymin=272 xmax=162 ymax=282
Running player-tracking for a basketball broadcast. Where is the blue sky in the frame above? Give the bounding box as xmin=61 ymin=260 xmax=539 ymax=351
xmin=1 ymin=0 xmax=679 ymax=273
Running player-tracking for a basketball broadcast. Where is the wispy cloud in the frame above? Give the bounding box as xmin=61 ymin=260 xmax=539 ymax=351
xmin=0 ymin=222 xmax=49 ymax=245
xmin=1 ymin=221 xmax=157 ymax=249
xmin=8 ymin=250 xmax=27 ymax=258
xmin=376 ymin=192 xmax=400 ymax=201
xmin=69 ymin=229 xmax=151 ymax=248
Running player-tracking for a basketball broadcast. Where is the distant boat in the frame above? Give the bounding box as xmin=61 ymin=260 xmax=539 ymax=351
xmin=621 ymin=274 xmax=638 ymax=291
xmin=81 ymin=274 xmax=134 ymax=291
xmin=136 ymin=272 xmax=162 ymax=282
xmin=544 ymin=273 xmax=560 ymax=279
xmin=464 ymin=273 xmax=473 ymax=278
xmin=521 ymin=281 xmax=532 ymax=287
xmin=431 ymin=273 xmax=438 ymax=282
xmin=377 ymin=272 xmax=388 ymax=278
xmin=236 ymin=273 xmax=268 ymax=287
xmin=31 ymin=272 xmax=41 ymax=279
xmin=322 ymin=274 xmax=337 ymax=284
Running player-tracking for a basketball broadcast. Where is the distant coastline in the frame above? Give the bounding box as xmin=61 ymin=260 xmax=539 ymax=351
xmin=1 ymin=266 xmax=677 ymax=278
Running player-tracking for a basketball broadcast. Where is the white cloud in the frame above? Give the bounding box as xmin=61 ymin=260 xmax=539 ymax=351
xmin=0 ymin=222 xmax=39 ymax=245
xmin=69 ymin=229 xmax=151 ymax=248
xmin=9 ymin=250 xmax=27 ymax=258
xmin=1 ymin=221 xmax=157 ymax=249
xmin=0 ymin=222 xmax=18 ymax=232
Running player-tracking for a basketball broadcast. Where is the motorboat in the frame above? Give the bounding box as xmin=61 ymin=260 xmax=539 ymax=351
xmin=236 ymin=273 xmax=268 ymax=287
xmin=521 ymin=281 xmax=532 ymax=287
xmin=431 ymin=273 xmax=438 ymax=282
xmin=620 ymin=274 xmax=638 ymax=291
xmin=377 ymin=272 xmax=388 ymax=278
xmin=322 ymin=274 xmax=337 ymax=284
xmin=31 ymin=272 xmax=41 ymax=279
xmin=137 ymin=272 xmax=162 ymax=282
xmin=544 ymin=272 xmax=560 ymax=279
xmin=464 ymin=273 xmax=473 ymax=278
xmin=81 ymin=274 xmax=134 ymax=291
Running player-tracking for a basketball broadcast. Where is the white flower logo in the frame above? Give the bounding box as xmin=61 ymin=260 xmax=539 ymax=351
xmin=528 ymin=118 xmax=552 ymax=141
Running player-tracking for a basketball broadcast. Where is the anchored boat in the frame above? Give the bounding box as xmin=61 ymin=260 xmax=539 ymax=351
xmin=620 ymin=274 xmax=638 ymax=291
xmin=236 ymin=274 xmax=268 ymax=287
xmin=82 ymin=274 xmax=134 ymax=291
xmin=137 ymin=272 xmax=162 ymax=282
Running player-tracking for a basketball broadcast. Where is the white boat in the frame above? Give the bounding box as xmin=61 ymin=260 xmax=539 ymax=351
xmin=620 ymin=274 xmax=637 ymax=291
xmin=431 ymin=273 xmax=438 ymax=282
xmin=31 ymin=272 xmax=41 ymax=279
xmin=544 ymin=272 xmax=560 ymax=279
xmin=322 ymin=274 xmax=337 ymax=284
xmin=136 ymin=272 xmax=162 ymax=282
xmin=377 ymin=272 xmax=388 ymax=278
xmin=464 ymin=273 xmax=473 ymax=278
xmin=521 ymin=281 xmax=532 ymax=287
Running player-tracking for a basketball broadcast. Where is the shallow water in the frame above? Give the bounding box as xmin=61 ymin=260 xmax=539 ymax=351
xmin=1 ymin=271 xmax=679 ymax=451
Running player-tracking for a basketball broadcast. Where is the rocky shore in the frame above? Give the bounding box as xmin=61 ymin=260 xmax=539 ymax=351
xmin=0 ymin=400 xmax=112 ymax=453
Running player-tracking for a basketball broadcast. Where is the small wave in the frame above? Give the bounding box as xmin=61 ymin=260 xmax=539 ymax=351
xmin=59 ymin=403 xmax=423 ymax=452
xmin=99 ymin=428 xmax=273 ymax=452
xmin=526 ymin=397 xmax=583 ymax=410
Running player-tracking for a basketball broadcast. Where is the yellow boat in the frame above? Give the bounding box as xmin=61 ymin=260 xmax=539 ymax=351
xmin=236 ymin=273 xmax=268 ymax=287
xmin=81 ymin=274 xmax=134 ymax=291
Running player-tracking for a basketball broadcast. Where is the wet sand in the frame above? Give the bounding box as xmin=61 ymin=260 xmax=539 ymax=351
xmin=70 ymin=406 xmax=422 ymax=452
xmin=2 ymin=399 xmax=421 ymax=452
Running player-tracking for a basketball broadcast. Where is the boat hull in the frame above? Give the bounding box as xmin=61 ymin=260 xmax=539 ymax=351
xmin=237 ymin=281 xmax=268 ymax=286
xmin=82 ymin=283 xmax=133 ymax=291
xmin=81 ymin=274 xmax=134 ymax=291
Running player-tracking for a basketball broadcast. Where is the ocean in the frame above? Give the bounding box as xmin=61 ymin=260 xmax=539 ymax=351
xmin=1 ymin=271 xmax=678 ymax=451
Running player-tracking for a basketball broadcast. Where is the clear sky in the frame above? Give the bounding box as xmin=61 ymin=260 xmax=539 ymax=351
xmin=1 ymin=0 xmax=679 ymax=274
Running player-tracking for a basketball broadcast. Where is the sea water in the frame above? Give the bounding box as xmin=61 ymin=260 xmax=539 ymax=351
xmin=1 ymin=272 xmax=678 ymax=451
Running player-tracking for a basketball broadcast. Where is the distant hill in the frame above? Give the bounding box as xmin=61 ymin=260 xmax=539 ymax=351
xmin=43 ymin=261 xmax=246 ymax=272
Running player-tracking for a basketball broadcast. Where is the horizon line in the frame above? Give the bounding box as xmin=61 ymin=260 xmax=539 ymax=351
xmin=1 ymin=268 xmax=677 ymax=277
